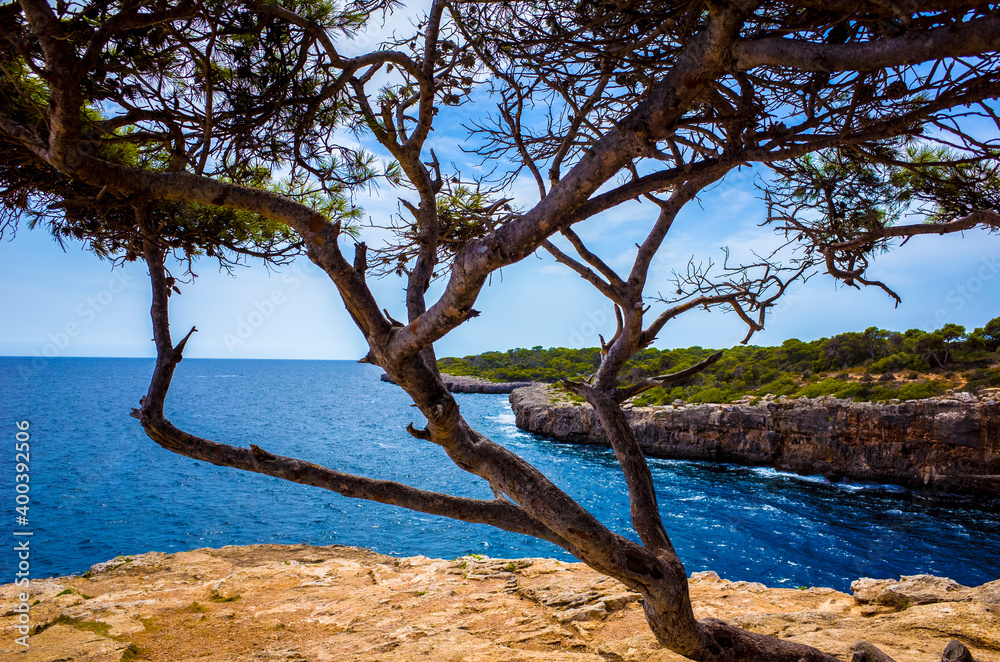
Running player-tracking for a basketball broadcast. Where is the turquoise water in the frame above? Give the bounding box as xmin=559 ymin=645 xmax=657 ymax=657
xmin=1 ymin=357 xmax=998 ymax=591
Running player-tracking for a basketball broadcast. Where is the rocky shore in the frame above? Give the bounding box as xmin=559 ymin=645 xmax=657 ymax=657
xmin=510 ymin=385 xmax=1000 ymax=497
xmin=2 ymin=544 xmax=997 ymax=662
xmin=381 ymin=372 xmax=536 ymax=393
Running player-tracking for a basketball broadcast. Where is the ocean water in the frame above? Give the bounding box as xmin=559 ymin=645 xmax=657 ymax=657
xmin=1 ymin=357 xmax=999 ymax=592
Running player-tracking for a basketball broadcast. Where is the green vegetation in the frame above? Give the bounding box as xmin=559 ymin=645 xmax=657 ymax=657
xmin=207 ymin=591 xmax=241 ymax=603
xmin=51 ymin=615 xmax=114 ymax=638
xmin=439 ymin=318 xmax=1000 ymax=405
xmin=120 ymin=644 xmax=143 ymax=662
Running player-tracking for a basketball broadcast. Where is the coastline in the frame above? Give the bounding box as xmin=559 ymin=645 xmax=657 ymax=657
xmin=2 ymin=544 xmax=996 ymax=662
xmin=381 ymin=372 xmax=536 ymax=393
xmin=510 ymin=384 xmax=1000 ymax=497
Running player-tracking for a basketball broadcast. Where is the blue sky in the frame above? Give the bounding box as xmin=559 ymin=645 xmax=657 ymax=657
xmin=2 ymin=166 xmax=998 ymax=361
xmin=2 ymin=13 xmax=999 ymax=361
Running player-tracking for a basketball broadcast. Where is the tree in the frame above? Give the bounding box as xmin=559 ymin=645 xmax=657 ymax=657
xmin=2 ymin=1 xmax=1000 ymax=661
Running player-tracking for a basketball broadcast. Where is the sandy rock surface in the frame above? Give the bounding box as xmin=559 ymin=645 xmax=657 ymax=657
xmin=1 ymin=544 xmax=997 ymax=662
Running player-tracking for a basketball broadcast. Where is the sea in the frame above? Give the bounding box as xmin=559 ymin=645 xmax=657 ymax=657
xmin=1 ymin=357 xmax=999 ymax=592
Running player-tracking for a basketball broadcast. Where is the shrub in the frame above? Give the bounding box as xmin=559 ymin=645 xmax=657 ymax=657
xmin=796 ymin=378 xmax=849 ymax=398
xmin=895 ymin=380 xmax=948 ymax=400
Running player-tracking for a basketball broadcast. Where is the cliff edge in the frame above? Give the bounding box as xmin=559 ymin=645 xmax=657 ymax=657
xmin=510 ymin=385 xmax=1000 ymax=496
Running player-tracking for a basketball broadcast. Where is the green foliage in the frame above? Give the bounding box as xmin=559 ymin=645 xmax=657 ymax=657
xmin=208 ymin=591 xmax=241 ymax=603
xmin=440 ymin=317 xmax=1000 ymax=404
xmin=0 ymin=3 xmax=369 ymax=268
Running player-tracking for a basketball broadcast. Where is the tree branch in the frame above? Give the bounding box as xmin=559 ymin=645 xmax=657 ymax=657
xmin=561 ymin=227 xmax=626 ymax=291
xmin=615 ymin=351 xmax=724 ymax=403
xmin=134 ymin=412 xmax=573 ymax=549
xmin=827 ymin=209 xmax=1000 ymax=251
xmin=735 ymin=15 xmax=1000 ymax=72
xmin=385 ymin=8 xmax=751 ymax=360
xmin=542 ymin=239 xmax=620 ymax=301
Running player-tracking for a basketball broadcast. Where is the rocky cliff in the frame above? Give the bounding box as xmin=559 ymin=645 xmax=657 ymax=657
xmin=510 ymin=385 xmax=1000 ymax=497
xmin=2 ymin=544 xmax=997 ymax=662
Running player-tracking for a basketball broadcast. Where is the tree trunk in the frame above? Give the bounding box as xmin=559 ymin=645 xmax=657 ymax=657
xmin=585 ymin=391 xmax=842 ymax=662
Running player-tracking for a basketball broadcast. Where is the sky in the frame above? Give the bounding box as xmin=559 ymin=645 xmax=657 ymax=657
xmin=2 ymin=14 xmax=1000 ymax=362
xmin=3 ymin=169 xmax=999 ymax=362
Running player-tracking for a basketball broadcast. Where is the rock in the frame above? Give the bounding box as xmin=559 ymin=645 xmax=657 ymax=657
xmin=851 ymin=578 xmax=896 ymax=604
xmin=941 ymin=639 xmax=976 ymax=662
xmin=852 ymin=575 xmax=974 ymax=608
xmin=510 ymin=384 xmax=1000 ymax=496
xmin=690 ymin=571 xmax=722 ymax=584
xmin=0 ymin=544 xmax=995 ymax=662
xmin=852 ymin=640 xmax=898 ymax=662
xmin=87 ymin=555 xmax=130 ymax=575
xmin=878 ymin=575 xmax=972 ymax=607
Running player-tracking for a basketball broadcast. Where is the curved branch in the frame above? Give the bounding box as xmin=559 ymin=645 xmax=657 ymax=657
xmin=643 ymin=294 xmax=739 ymax=347
xmin=134 ymin=412 xmax=571 ymax=548
xmin=560 ymin=382 xmax=676 ymax=555
xmin=134 ymin=223 xmax=572 ymax=551
xmin=561 ymin=227 xmax=626 ymax=290
xmin=259 ymin=3 xmax=422 ymax=78
xmin=615 ymin=351 xmax=724 ymax=403
xmin=735 ymin=15 xmax=1000 ymax=72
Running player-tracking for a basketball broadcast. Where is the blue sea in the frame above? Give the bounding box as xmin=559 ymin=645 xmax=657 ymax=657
xmin=1 ymin=357 xmax=999 ymax=592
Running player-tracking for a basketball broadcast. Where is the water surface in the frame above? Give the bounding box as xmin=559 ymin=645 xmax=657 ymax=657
xmin=1 ymin=357 xmax=998 ymax=591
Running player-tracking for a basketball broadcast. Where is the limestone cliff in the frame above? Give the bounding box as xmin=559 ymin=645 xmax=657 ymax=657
xmin=2 ymin=545 xmax=997 ymax=662
xmin=510 ymin=385 xmax=1000 ymax=496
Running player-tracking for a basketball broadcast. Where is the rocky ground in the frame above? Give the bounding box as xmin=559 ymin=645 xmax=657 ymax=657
xmin=2 ymin=544 xmax=997 ymax=662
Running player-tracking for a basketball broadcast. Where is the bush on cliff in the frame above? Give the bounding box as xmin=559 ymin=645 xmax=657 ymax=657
xmin=440 ymin=320 xmax=1000 ymax=405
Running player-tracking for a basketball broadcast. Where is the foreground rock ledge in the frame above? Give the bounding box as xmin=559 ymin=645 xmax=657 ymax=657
xmin=2 ymin=545 xmax=997 ymax=662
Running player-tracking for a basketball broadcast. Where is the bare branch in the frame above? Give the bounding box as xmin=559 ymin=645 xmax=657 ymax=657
xmin=828 ymin=210 xmax=1000 ymax=251
xmin=615 ymin=351 xmax=724 ymax=403
xmin=735 ymin=15 xmax=1000 ymax=72
xmin=541 ymin=239 xmax=620 ymax=301
xmin=600 ymin=306 xmax=624 ymax=357
xmin=134 ymin=412 xmax=571 ymax=548
xmin=560 ymin=227 xmax=626 ymax=291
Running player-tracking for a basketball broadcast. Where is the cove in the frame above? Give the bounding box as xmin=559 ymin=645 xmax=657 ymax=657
xmin=1 ymin=357 xmax=998 ymax=591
